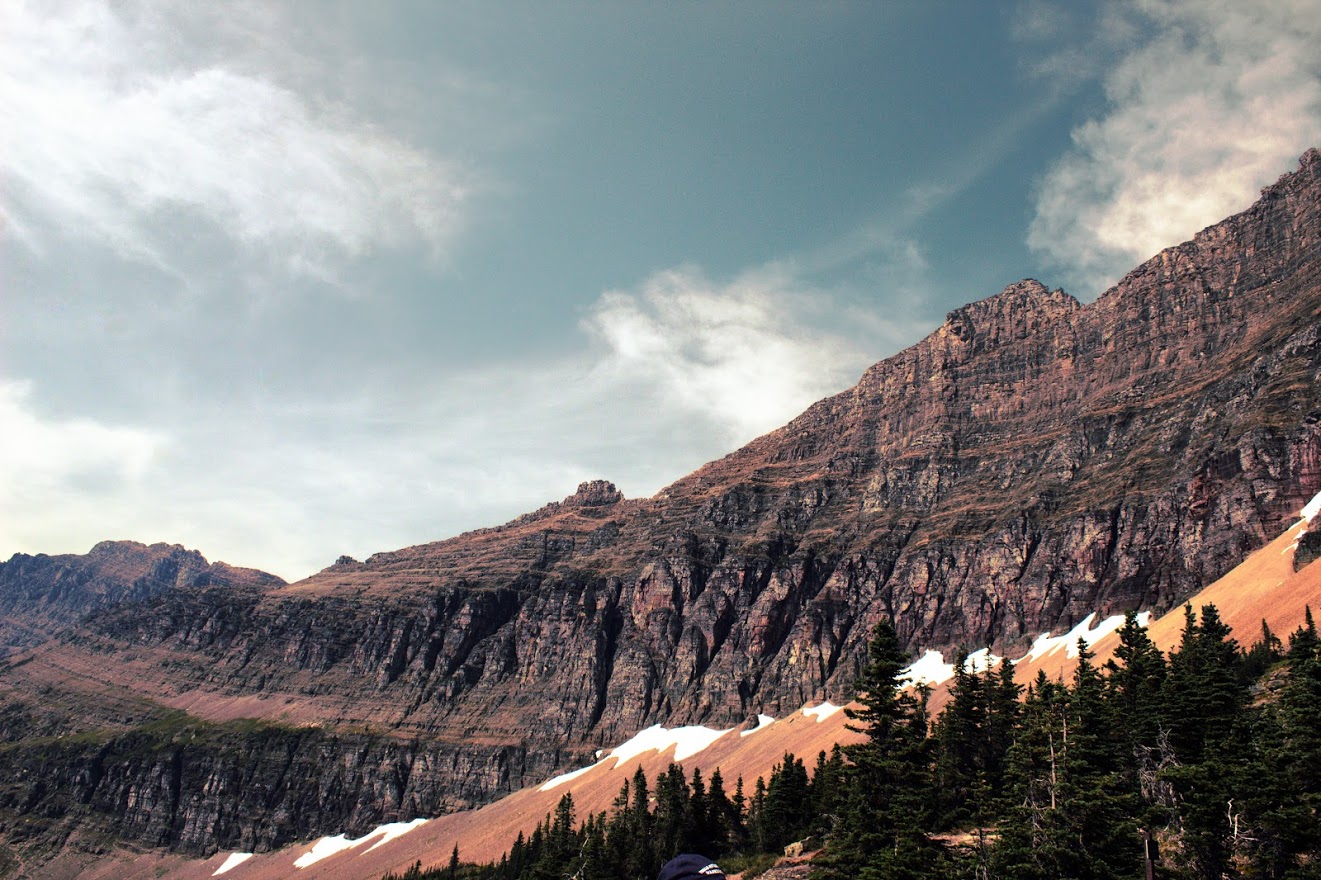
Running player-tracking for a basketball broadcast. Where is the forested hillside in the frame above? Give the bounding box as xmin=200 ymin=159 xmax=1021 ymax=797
xmin=412 ymin=611 xmax=1321 ymax=880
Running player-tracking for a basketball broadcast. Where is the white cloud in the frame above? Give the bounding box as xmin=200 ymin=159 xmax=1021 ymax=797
xmin=584 ymin=266 xmax=869 ymax=444
xmin=1027 ymin=0 xmax=1321 ymax=296
xmin=0 ymin=380 xmax=167 ymax=554
xmin=0 ymin=0 xmax=469 ymax=275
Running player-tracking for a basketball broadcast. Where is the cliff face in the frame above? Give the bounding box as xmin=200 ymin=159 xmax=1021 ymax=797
xmin=1 ymin=150 xmax=1319 ymax=859
xmin=0 ymin=715 xmax=538 ymax=856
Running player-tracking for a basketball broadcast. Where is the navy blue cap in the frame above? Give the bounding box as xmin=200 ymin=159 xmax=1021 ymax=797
xmin=658 ymin=854 xmax=726 ymax=880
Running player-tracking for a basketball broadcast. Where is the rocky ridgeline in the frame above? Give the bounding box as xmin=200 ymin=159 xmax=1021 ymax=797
xmin=0 ymin=541 xmax=284 ymax=657
xmin=1 ymin=150 xmax=1319 ymax=859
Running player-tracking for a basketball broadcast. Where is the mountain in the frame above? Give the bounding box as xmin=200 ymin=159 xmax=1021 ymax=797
xmin=0 ymin=148 xmax=1318 ymax=868
xmin=22 ymin=492 xmax=1321 ymax=880
xmin=0 ymin=541 xmax=283 ymax=658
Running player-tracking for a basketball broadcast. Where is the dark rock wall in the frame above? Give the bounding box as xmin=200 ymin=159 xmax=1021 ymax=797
xmin=0 ymin=716 xmax=547 ymax=855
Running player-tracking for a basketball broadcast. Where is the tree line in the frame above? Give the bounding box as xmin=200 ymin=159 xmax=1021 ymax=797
xmin=387 ymin=605 xmax=1321 ymax=879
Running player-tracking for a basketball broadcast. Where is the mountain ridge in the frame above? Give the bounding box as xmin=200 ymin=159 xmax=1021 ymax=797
xmin=0 ymin=148 xmax=1318 ymax=863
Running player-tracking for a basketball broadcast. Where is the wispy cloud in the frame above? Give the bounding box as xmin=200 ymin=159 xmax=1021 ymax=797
xmin=0 ymin=0 xmax=470 ymax=276
xmin=584 ymin=265 xmax=870 ymax=444
xmin=1027 ymin=0 xmax=1321 ymax=296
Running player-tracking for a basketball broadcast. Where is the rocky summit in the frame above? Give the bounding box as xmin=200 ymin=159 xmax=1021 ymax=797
xmin=1 ymin=150 xmax=1319 ymax=862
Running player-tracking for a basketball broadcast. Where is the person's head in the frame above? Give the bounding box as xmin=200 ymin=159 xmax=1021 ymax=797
xmin=658 ymin=853 xmax=725 ymax=880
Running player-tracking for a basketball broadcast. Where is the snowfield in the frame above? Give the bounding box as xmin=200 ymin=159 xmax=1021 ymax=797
xmin=212 ymin=852 xmax=252 ymax=876
xmin=292 ymin=819 xmax=429 ymax=868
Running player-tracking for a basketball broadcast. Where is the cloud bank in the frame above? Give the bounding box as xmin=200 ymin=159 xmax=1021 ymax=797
xmin=0 ymin=265 xmax=874 ymax=580
xmin=1028 ymin=0 xmax=1321 ymax=296
xmin=0 ymin=0 xmax=468 ymax=275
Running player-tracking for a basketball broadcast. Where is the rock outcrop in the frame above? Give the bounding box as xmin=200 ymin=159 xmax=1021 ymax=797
xmin=1 ymin=149 xmax=1319 ymax=859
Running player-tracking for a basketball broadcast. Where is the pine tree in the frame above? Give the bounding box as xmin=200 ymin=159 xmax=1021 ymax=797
xmin=1164 ymin=604 xmax=1246 ymax=762
xmin=808 ymin=746 xmax=847 ymax=836
xmin=706 ymin=768 xmax=738 ymax=855
xmin=934 ymin=649 xmax=983 ymax=826
xmin=1247 ymin=614 xmax=1321 ymax=877
xmin=1161 ymin=604 xmax=1253 ymax=879
xmin=1288 ymin=605 xmax=1319 ymax=659
xmin=816 ymin=619 xmax=942 ymax=880
xmin=758 ymin=753 xmax=811 ymax=851
xmin=749 ymin=775 xmax=770 ymax=852
xmin=578 ymin=813 xmax=613 ymax=880
xmin=1103 ymin=610 xmax=1174 ymax=839
xmin=1243 ymin=618 xmax=1285 ymax=680
xmin=686 ymin=766 xmax=710 ymax=854
xmin=993 ymin=672 xmax=1075 ymax=880
xmin=730 ymin=776 xmax=750 ymax=853
xmin=653 ymin=763 xmax=689 ymax=862
xmin=933 ymin=650 xmax=1022 ymax=828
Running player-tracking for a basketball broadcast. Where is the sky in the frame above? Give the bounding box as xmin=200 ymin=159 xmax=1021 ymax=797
xmin=3 ymin=0 xmax=1320 ymax=581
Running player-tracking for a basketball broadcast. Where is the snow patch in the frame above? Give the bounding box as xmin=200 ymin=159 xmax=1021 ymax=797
xmin=540 ymin=724 xmax=734 ymax=791
xmin=539 ymin=762 xmax=602 ymax=791
xmin=213 ymin=853 xmax=253 ymax=876
xmin=1303 ymin=490 xmax=1321 ymax=524
xmin=292 ymin=819 xmax=429 ymax=868
xmin=1288 ymin=490 xmax=1321 ymax=554
xmin=802 ymin=701 xmax=843 ymax=722
xmin=364 ymin=819 xmax=429 ymax=852
xmin=740 ymin=714 xmax=776 ymax=736
xmin=900 ymin=648 xmax=1004 ymax=688
xmin=964 ymin=648 xmax=1002 ymax=673
xmin=1022 ymin=613 xmax=1131 ymax=662
xmin=294 ymin=835 xmax=356 ymax=868
xmin=619 ymin=724 xmax=732 ymax=762
xmin=900 ymin=650 xmax=954 ymax=687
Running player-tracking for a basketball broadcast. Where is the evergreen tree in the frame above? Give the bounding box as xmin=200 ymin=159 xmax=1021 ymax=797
xmin=1246 ymin=616 xmax=1321 ymax=877
xmin=1161 ymin=604 xmax=1252 ymax=879
xmin=808 ymin=746 xmax=847 ymax=836
xmin=730 ymin=776 xmax=750 ymax=853
xmin=1105 ymin=610 xmax=1167 ymax=746
xmin=1103 ymin=610 xmax=1174 ymax=838
xmin=934 ymin=649 xmax=983 ymax=826
xmin=993 ymin=672 xmax=1076 ymax=880
xmin=760 ymin=753 xmax=811 ymax=851
xmin=706 ymin=768 xmax=738 ymax=855
xmin=816 ymin=620 xmax=942 ymax=880
xmin=1163 ymin=604 xmax=1246 ymax=762
xmin=578 ymin=813 xmax=613 ymax=880
xmin=749 ymin=775 xmax=770 ymax=852
xmin=934 ymin=650 xmax=1022 ymax=828
xmin=653 ymin=763 xmax=689 ymax=862
xmin=1288 ymin=606 xmax=1319 ymax=659
xmin=1243 ymin=618 xmax=1285 ymax=680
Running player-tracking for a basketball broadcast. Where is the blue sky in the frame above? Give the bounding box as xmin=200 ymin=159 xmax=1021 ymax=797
xmin=3 ymin=0 xmax=1320 ymax=580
